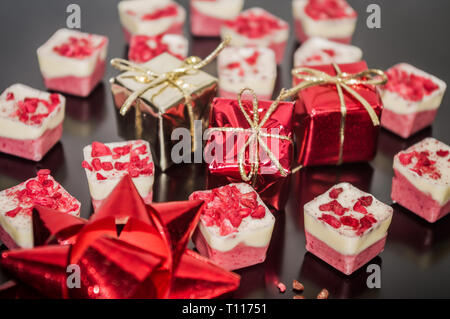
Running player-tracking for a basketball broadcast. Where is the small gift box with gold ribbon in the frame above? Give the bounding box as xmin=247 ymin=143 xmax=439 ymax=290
xmin=110 ymin=38 xmax=229 ymax=171
xmin=291 ymin=61 xmax=388 ymax=167
xmin=205 ymin=88 xmax=295 ymax=210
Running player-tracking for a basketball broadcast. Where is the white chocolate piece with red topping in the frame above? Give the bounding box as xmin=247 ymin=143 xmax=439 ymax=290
xmin=293 ymin=0 xmax=357 ymax=39
xmin=293 ymin=37 xmax=362 ymax=67
xmin=37 ymin=28 xmax=108 ymax=79
xmin=0 ymin=84 xmax=65 ymax=140
xmin=82 ymin=140 xmax=154 ymax=202
xmin=218 ymin=47 xmax=276 ymax=98
xmin=118 ymin=0 xmax=186 ymax=37
xmin=191 ymin=0 xmax=244 ymax=20
xmin=393 ymin=138 xmax=450 ymax=205
xmin=190 ymin=183 xmax=275 ymax=252
xmin=221 ymin=7 xmax=289 ymax=48
xmin=128 ymin=34 xmax=188 ymax=64
xmin=304 ymin=183 xmax=393 ymax=255
xmin=0 ymin=170 xmax=80 ymax=248
xmin=379 ymin=63 xmax=446 ymax=115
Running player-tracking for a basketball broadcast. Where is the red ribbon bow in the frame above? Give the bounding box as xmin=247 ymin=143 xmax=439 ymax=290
xmin=0 ymin=175 xmax=240 ymax=299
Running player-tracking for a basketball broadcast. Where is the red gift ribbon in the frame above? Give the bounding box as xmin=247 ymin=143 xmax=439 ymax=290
xmin=0 ymin=175 xmax=240 ymax=299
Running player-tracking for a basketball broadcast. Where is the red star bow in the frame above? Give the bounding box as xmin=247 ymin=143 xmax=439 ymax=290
xmin=0 ymin=175 xmax=240 ymax=299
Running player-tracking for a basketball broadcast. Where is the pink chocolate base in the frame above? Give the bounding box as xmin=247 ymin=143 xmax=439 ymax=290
xmin=122 ymin=24 xmax=184 ymax=44
xmin=0 ymin=123 xmax=63 ymax=162
xmin=305 ymin=231 xmax=387 ymax=275
xmin=190 ymin=5 xmax=226 ymax=37
xmin=391 ymin=169 xmax=450 ymax=223
xmin=43 ymin=58 xmax=105 ymax=97
xmin=0 ymin=225 xmax=20 ymax=250
xmin=294 ymin=19 xmax=352 ymax=44
xmin=193 ymin=227 xmax=269 ymax=271
xmin=92 ymin=190 xmax=153 ymax=211
xmin=219 ymin=88 xmax=272 ymax=101
xmin=381 ymin=108 xmax=438 ymax=139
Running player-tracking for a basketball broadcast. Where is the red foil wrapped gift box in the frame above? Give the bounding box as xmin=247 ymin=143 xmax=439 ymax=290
xmin=293 ymin=61 xmax=385 ymax=167
xmin=205 ymin=94 xmax=295 ymax=210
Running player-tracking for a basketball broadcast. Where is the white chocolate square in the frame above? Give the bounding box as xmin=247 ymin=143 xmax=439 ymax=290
xmin=293 ymin=0 xmax=357 ymax=39
xmin=0 ymin=84 xmax=65 ymax=140
xmin=191 ymin=0 xmax=244 ymax=20
xmin=82 ymin=140 xmax=154 ymax=201
xmin=294 ymin=37 xmax=362 ymax=67
xmin=393 ymin=138 xmax=450 ymax=205
xmin=0 ymin=174 xmax=80 ymax=248
xmin=218 ymin=47 xmax=276 ymax=98
xmin=37 ymin=28 xmax=108 ymax=79
xmin=304 ymin=183 xmax=393 ymax=255
xmin=118 ymin=0 xmax=186 ymax=37
xmin=379 ymin=63 xmax=447 ymax=115
xmin=190 ymin=183 xmax=275 ymax=252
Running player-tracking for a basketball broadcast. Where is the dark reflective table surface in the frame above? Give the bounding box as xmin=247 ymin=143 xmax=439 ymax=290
xmin=0 ymin=0 xmax=450 ymax=298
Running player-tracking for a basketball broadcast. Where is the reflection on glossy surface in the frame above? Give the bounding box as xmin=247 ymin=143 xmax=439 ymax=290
xmin=299 ymin=253 xmax=382 ymax=299
xmin=64 ymin=84 xmax=107 ymax=138
xmin=0 ymin=142 xmax=65 ymax=184
xmin=378 ymin=127 xmax=433 ymax=158
xmin=389 ymin=204 xmax=450 ymax=269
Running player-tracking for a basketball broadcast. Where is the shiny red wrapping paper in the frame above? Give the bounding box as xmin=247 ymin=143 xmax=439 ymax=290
xmin=205 ymin=97 xmax=294 ymax=210
xmin=293 ymin=61 xmax=383 ymax=167
xmin=0 ymin=175 xmax=240 ymax=299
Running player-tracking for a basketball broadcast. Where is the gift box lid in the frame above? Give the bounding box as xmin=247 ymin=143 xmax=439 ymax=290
xmin=294 ymin=61 xmax=383 ymax=115
xmin=114 ymin=52 xmax=217 ymax=112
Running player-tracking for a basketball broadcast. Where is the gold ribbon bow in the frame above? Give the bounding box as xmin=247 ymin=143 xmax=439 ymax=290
xmin=290 ymin=63 xmax=388 ymax=165
xmin=208 ymin=88 xmax=294 ymax=185
xmin=110 ymin=37 xmax=231 ymax=150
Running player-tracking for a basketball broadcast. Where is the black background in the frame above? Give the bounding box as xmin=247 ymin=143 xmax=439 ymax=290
xmin=0 ymin=0 xmax=449 ymax=299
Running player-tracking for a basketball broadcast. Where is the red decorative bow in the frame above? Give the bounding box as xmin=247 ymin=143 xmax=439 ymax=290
xmin=0 ymin=175 xmax=240 ymax=299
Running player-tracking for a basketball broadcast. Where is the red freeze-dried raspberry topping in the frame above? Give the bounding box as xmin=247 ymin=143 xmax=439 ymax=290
xmin=191 ymin=185 xmax=266 ymax=236
xmin=319 ymin=200 xmax=348 ymax=216
xmin=53 ymin=36 xmax=96 ymax=59
xmin=340 ymin=215 xmax=359 ymax=229
xmin=305 ymin=0 xmax=356 ymax=20
xmin=245 ymin=51 xmax=260 ymax=65
xmin=329 ymin=187 xmax=343 ymax=199
xmin=86 ymin=142 xmax=153 ymax=180
xmin=141 ymin=4 xmax=178 ymax=20
xmin=399 ymin=151 xmax=441 ymax=179
xmin=5 ymin=170 xmax=79 ymax=218
xmin=226 ymin=11 xmax=285 ymax=38
xmin=91 ymin=142 xmax=112 ymax=157
xmin=6 ymin=92 xmax=14 ymax=101
xmin=384 ymin=67 xmax=439 ymax=101
xmin=128 ymin=35 xmax=185 ymax=63
xmin=13 ymin=94 xmax=60 ymax=125
xmin=356 ymin=215 xmax=377 ymax=235
xmin=319 ymin=213 xmax=341 ymax=228
xmin=305 ymin=49 xmax=337 ymax=64
xmin=437 ymin=150 xmax=449 ymax=157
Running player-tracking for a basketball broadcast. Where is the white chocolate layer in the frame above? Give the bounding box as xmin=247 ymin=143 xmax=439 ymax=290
xmin=304 ymin=183 xmax=393 ymax=255
xmin=218 ymin=47 xmax=276 ymax=97
xmin=379 ymin=63 xmax=447 ymax=115
xmin=160 ymin=34 xmax=189 ymax=59
xmin=0 ymin=84 xmax=65 ymax=140
xmin=393 ymin=138 xmax=450 ymax=205
xmin=191 ymin=0 xmax=244 ymax=20
xmin=118 ymin=0 xmax=186 ymax=37
xmin=37 ymin=28 xmax=108 ymax=78
xmin=294 ymin=37 xmax=362 ymax=67
xmin=221 ymin=8 xmax=289 ymax=47
xmin=195 ymin=183 xmax=275 ymax=252
xmin=115 ymin=53 xmax=216 ymax=112
xmin=293 ymin=0 xmax=357 ymax=39
xmin=0 ymin=176 xmax=80 ymax=248
xmin=83 ymin=140 xmax=154 ymax=201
